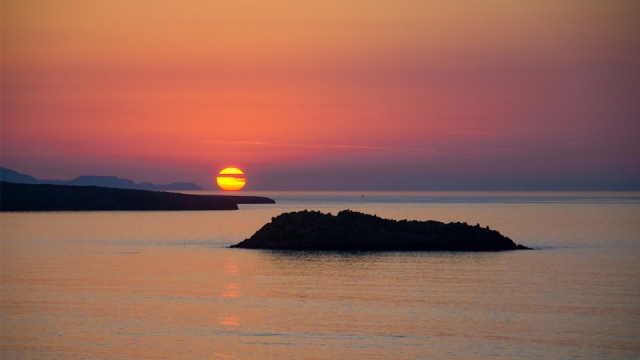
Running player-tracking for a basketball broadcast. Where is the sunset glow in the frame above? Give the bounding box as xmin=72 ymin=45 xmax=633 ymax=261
xmin=219 ymin=168 xmax=245 ymax=176
xmin=1 ymin=1 xmax=638 ymax=190
xmin=217 ymin=168 xmax=246 ymax=191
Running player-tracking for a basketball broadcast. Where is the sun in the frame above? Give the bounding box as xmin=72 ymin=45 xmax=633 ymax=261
xmin=217 ymin=167 xmax=246 ymax=191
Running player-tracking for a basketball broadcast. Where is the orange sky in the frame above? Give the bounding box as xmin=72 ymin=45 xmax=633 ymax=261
xmin=2 ymin=0 xmax=639 ymax=189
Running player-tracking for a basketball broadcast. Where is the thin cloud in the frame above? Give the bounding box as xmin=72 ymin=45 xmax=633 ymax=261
xmin=468 ymin=148 xmax=526 ymax=153
xmin=204 ymin=140 xmax=525 ymax=159
xmin=204 ymin=140 xmax=447 ymax=154
xmin=447 ymin=130 xmax=508 ymax=137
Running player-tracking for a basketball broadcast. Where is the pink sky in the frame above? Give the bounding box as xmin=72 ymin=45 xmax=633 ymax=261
xmin=2 ymin=0 xmax=639 ymax=190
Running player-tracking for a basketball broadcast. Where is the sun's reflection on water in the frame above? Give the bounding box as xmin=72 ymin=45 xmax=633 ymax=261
xmin=219 ymin=257 xmax=242 ymax=330
xmin=221 ymin=283 xmax=240 ymax=298
xmin=220 ymin=314 xmax=240 ymax=326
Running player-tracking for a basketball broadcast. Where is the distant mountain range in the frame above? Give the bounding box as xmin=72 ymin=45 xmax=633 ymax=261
xmin=0 ymin=167 xmax=203 ymax=191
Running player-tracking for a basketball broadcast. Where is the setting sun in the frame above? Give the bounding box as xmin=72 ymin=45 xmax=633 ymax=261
xmin=216 ymin=167 xmax=246 ymax=191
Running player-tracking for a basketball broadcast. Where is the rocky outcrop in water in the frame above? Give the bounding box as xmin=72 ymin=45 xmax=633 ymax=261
xmin=231 ymin=210 xmax=531 ymax=251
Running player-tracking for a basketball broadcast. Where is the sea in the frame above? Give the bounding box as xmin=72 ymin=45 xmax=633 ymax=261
xmin=1 ymin=191 xmax=639 ymax=359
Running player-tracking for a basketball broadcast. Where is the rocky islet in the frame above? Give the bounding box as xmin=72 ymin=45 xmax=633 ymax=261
xmin=232 ymin=209 xmax=531 ymax=251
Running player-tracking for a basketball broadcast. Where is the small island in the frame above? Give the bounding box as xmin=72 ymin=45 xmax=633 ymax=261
xmin=231 ymin=210 xmax=531 ymax=251
xmin=0 ymin=181 xmax=274 ymax=211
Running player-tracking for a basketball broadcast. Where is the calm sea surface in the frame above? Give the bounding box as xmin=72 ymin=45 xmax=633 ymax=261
xmin=2 ymin=192 xmax=639 ymax=359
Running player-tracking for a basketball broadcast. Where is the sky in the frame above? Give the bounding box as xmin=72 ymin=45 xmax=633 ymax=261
xmin=2 ymin=0 xmax=639 ymax=190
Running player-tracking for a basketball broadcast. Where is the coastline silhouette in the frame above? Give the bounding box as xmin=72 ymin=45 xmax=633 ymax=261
xmin=0 ymin=182 xmax=274 ymax=211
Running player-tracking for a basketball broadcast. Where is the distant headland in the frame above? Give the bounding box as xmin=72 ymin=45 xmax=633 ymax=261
xmin=0 ymin=167 xmax=203 ymax=191
xmin=0 ymin=182 xmax=274 ymax=211
xmin=232 ymin=210 xmax=531 ymax=251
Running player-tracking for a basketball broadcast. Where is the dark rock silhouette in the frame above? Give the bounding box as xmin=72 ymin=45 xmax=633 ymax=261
xmin=231 ymin=210 xmax=531 ymax=251
xmin=0 ymin=167 xmax=203 ymax=191
xmin=0 ymin=182 xmax=274 ymax=211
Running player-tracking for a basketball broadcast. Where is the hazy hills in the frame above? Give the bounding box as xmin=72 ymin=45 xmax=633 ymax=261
xmin=0 ymin=167 xmax=203 ymax=191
